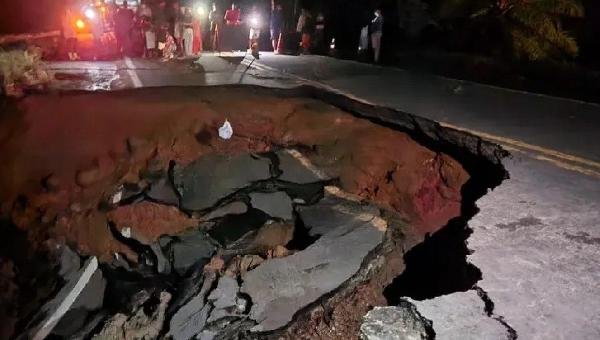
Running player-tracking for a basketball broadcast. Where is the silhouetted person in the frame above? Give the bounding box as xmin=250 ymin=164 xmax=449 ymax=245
xmin=224 ymin=3 xmax=241 ymax=26
xmin=370 ymin=9 xmax=383 ymax=63
xmin=114 ymin=0 xmax=134 ymax=57
xmin=182 ymin=7 xmax=194 ymax=56
xmin=270 ymin=2 xmax=283 ymax=52
xmin=155 ymin=1 xmax=168 ymax=48
xmin=138 ymin=1 xmax=156 ymax=58
xmin=296 ymin=9 xmax=313 ymax=54
xmin=208 ymin=3 xmax=221 ymax=51
xmin=172 ymin=1 xmax=183 ymax=55
xmin=313 ymin=12 xmax=325 ymax=53
xmin=62 ymin=7 xmax=79 ymax=60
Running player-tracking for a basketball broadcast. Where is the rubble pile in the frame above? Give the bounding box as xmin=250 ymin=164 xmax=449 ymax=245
xmin=12 ymin=149 xmax=415 ymax=339
xmin=0 ymin=87 xmax=507 ymax=339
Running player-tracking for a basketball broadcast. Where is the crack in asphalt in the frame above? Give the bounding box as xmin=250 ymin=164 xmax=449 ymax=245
xmin=474 ymin=286 xmax=518 ymax=340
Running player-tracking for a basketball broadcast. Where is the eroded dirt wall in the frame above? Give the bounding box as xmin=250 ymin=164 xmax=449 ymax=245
xmin=0 ymin=86 xmax=471 ymax=260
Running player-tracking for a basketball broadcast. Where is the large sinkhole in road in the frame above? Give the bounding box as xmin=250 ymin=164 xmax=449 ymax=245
xmin=0 ymin=86 xmax=507 ymax=339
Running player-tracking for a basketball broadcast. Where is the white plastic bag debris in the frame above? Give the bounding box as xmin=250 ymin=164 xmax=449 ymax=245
xmin=121 ymin=227 xmax=132 ymax=238
xmin=110 ymin=186 xmax=123 ymax=204
xmin=218 ymin=119 xmax=233 ymax=140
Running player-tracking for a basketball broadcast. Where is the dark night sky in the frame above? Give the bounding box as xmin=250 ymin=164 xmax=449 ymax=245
xmin=0 ymin=0 xmax=68 ymax=34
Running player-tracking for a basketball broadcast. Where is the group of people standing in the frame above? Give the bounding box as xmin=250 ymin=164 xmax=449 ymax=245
xmin=130 ymin=0 xmax=203 ymax=60
xmin=61 ymin=0 xmax=208 ymax=61
xmin=61 ymin=0 xmax=384 ymax=63
xmin=294 ymin=8 xmax=325 ymax=54
xmin=269 ymin=4 xmax=325 ymax=55
xmin=274 ymin=2 xmax=383 ymax=62
xmin=121 ymin=1 xmax=244 ymax=59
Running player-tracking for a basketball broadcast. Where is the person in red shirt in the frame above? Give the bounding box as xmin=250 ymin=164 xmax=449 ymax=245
xmin=192 ymin=11 xmax=203 ymax=55
xmin=224 ymin=3 xmax=241 ymax=26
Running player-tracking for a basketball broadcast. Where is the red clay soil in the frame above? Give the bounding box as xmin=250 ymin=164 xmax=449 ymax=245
xmin=0 ymin=87 xmax=469 ymax=260
xmin=107 ymin=201 xmax=199 ymax=245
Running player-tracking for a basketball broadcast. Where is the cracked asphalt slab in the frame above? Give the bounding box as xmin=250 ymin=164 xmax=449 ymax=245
xmin=469 ymin=155 xmax=600 ymax=340
xmin=44 ymin=53 xmax=600 ymax=339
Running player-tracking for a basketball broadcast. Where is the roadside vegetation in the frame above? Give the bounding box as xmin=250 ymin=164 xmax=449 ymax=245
xmin=0 ymin=47 xmax=49 ymax=97
xmin=387 ymin=0 xmax=599 ymax=101
xmin=438 ymin=0 xmax=584 ymax=61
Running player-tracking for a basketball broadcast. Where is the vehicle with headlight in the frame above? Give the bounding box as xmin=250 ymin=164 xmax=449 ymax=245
xmin=72 ymin=1 xmax=122 ymax=58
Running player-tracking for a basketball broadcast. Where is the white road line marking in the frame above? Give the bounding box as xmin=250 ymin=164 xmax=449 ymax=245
xmin=124 ymin=57 xmax=143 ymax=88
xmin=31 ymin=257 xmax=99 ymax=340
xmin=283 ymin=149 xmax=330 ymax=180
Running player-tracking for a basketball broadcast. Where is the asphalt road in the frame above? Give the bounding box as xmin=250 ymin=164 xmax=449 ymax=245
xmin=254 ymin=53 xmax=600 ymax=164
xmin=46 ymin=53 xmax=600 ymax=339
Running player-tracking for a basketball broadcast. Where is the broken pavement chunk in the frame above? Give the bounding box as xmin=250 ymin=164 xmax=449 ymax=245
xmin=150 ymin=243 xmax=171 ymax=275
xmin=207 ymin=276 xmax=239 ymax=310
xmin=52 ymin=268 xmax=106 ymax=337
xmin=206 ymin=276 xmax=245 ymax=323
xmin=170 ymin=231 xmax=217 ymax=276
xmin=241 ymin=190 xmax=387 ymax=332
xmin=168 ymin=274 xmax=216 ymax=340
xmin=276 ymin=149 xmax=328 ymax=184
xmin=297 ymin=191 xmax=380 ymax=237
xmin=173 ymin=154 xmax=272 ymax=211
xmin=406 ymin=291 xmax=507 ymax=339
xmin=197 ymin=330 xmax=218 ymax=340
xmin=56 ymin=244 xmax=81 ymax=281
xmin=25 ymin=257 xmax=103 ymax=340
xmin=146 ymin=177 xmax=180 ymax=206
xmin=249 ymin=191 xmax=294 ymax=220
xmin=359 ymin=303 xmax=432 ymax=340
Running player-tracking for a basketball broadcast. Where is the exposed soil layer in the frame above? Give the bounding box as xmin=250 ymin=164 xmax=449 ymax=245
xmin=0 ymin=86 xmax=483 ymax=256
xmin=0 ymin=86 xmax=508 ymax=339
xmin=107 ymin=202 xmax=199 ymax=245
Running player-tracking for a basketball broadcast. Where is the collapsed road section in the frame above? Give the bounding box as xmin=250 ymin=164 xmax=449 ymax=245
xmin=0 ymin=86 xmax=507 ymax=339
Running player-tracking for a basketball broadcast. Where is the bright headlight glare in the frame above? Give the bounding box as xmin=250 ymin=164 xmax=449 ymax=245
xmin=75 ymin=19 xmax=86 ymax=29
xmin=84 ymin=8 xmax=96 ymax=19
xmin=250 ymin=16 xmax=259 ymax=26
xmin=196 ymin=6 xmax=205 ymax=16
